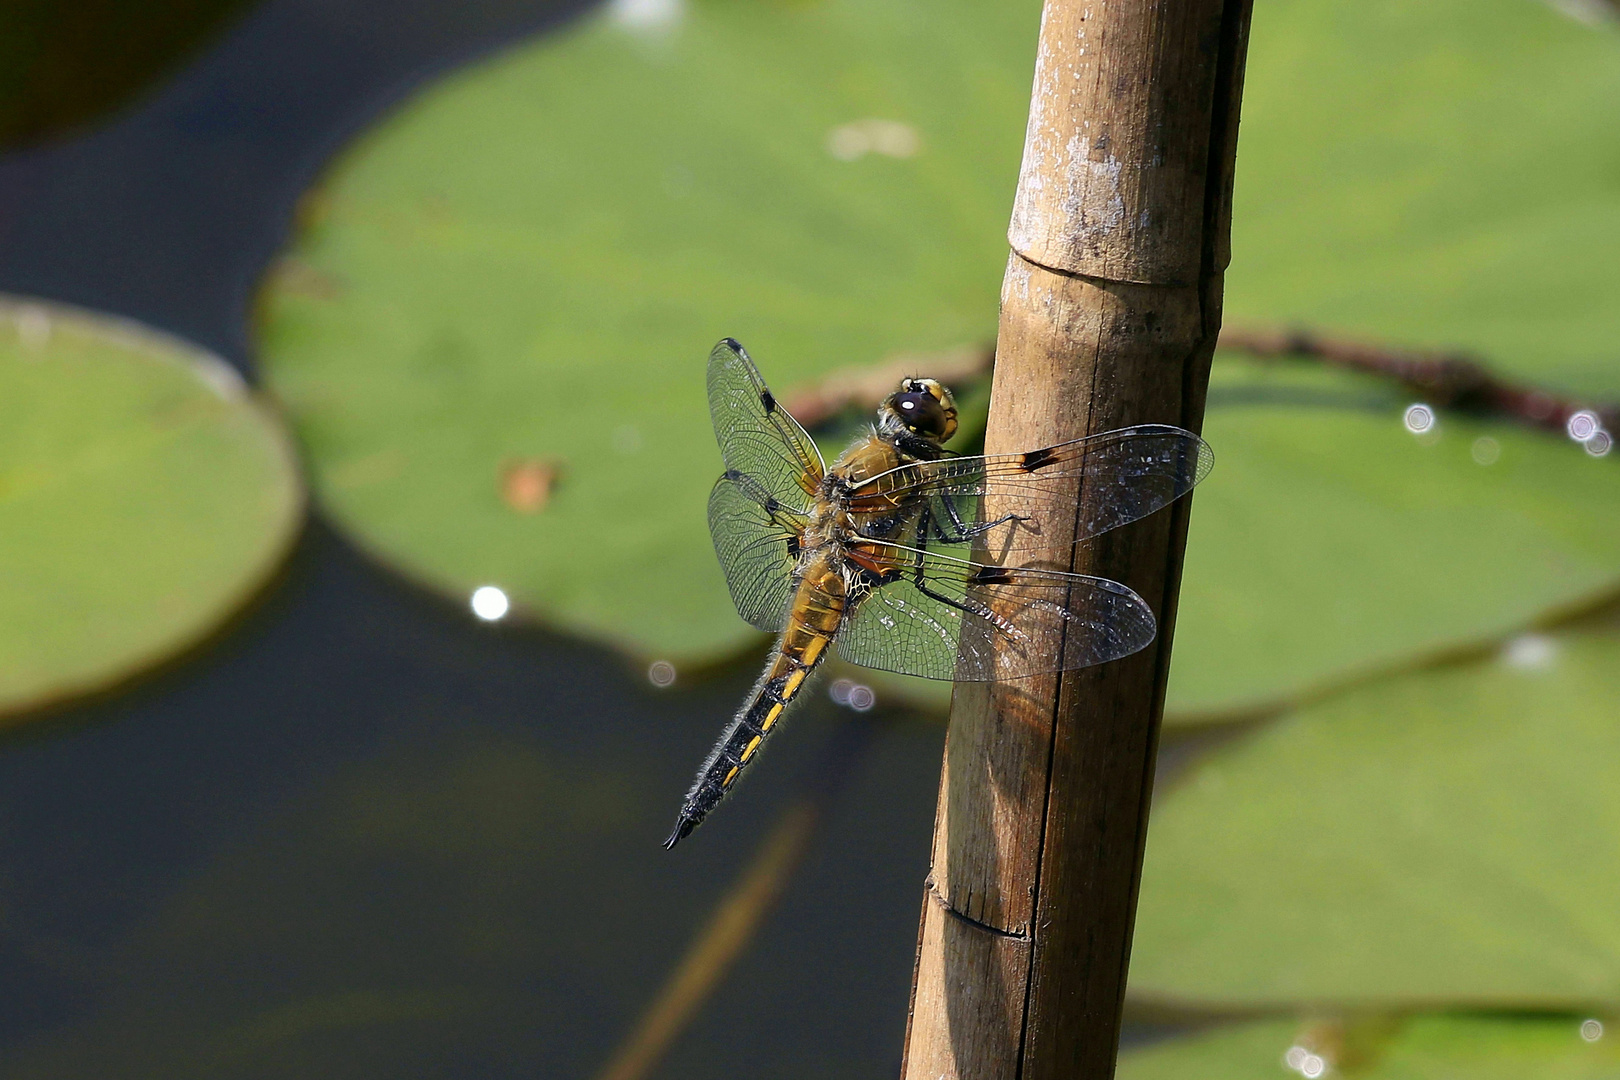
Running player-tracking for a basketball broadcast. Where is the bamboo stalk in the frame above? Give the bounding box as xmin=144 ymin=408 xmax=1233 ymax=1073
xmin=899 ymin=2 xmax=1253 ymax=1077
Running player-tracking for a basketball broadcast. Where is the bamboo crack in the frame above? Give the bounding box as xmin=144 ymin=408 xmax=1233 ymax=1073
xmin=928 ymin=878 xmax=1033 ymax=942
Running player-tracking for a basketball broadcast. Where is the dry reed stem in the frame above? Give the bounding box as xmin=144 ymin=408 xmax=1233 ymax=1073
xmin=593 ymin=802 xmax=818 ymax=1080
xmin=596 ymin=713 xmax=872 ymax=1080
xmin=780 ymin=344 xmax=993 ymax=430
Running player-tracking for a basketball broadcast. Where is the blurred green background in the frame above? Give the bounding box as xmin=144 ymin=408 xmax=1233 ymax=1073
xmin=3 ymin=0 xmax=1618 ymax=1075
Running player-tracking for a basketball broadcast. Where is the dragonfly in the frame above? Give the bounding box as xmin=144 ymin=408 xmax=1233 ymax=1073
xmin=663 ymin=339 xmax=1212 ymax=848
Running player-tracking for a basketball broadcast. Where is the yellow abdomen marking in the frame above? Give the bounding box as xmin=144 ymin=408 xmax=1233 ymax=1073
xmin=741 ymin=735 xmax=762 ymax=762
xmin=783 ymin=669 xmax=807 ymax=697
xmin=761 ymin=703 xmax=784 ymax=732
xmin=723 ymin=766 xmax=739 ymax=786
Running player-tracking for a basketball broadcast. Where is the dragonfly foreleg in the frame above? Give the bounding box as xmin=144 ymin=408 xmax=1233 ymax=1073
xmin=930 ymin=492 xmax=1028 ymax=544
xmin=908 ymin=508 xmax=1023 ymax=642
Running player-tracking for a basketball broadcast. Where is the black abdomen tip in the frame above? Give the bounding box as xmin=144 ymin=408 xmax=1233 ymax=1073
xmin=663 ymin=815 xmax=698 ymax=850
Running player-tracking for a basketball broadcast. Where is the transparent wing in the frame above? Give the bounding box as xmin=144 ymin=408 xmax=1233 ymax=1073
xmin=709 ymin=474 xmax=805 ymax=633
xmin=852 ymin=425 xmax=1211 ymax=553
xmin=834 ymin=540 xmax=1157 ymax=681
xmin=708 ymin=338 xmax=825 ymax=514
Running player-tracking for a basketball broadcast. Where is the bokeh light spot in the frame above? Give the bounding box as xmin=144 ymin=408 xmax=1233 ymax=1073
xmin=609 ymin=0 xmax=683 ymax=31
xmin=470 ymin=585 xmax=510 ymax=621
xmin=1501 ymin=633 xmax=1557 ymax=672
xmin=16 ymin=305 xmax=51 ymax=351
xmin=647 ymin=659 xmax=677 ymax=688
xmin=1566 ymin=410 xmax=1600 ymax=442
xmin=831 ymin=678 xmax=875 ymax=711
xmin=826 ymin=118 xmax=921 ymax=161
xmin=1403 ymin=403 xmax=1435 ymax=435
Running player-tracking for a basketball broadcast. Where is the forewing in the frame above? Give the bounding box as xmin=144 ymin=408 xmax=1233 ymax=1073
xmin=708 ymin=475 xmax=804 ymax=633
xmin=834 ymin=541 xmax=1157 ymax=681
xmin=856 ymin=425 xmax=1212 ymax=552
xmin=708 ymin=338 xmax=825 ymax=514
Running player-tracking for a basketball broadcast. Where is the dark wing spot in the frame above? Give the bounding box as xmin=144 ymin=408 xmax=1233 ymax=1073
xmin=760 ymin=389 xmax=777 ymax=414
xmin=764 ymin=496 xmax=780 ymax=513
xmin=970 ymin=566 xmax=1014 ymax=585
xmin=1020 ymin=446 xmax=1057 ymax=472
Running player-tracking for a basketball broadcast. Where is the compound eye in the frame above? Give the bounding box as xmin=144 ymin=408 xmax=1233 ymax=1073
xmin=894 ymin=391 xmax=948 ymax=439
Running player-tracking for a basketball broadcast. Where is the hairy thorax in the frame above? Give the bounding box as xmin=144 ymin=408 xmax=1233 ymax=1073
xmin=798 ymin=431 xmax=929 ymax=588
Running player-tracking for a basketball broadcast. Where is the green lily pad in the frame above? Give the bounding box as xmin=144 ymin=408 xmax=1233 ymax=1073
xmin=258 ymin=0 xmax=1036 ymax=667
xmin=1226 ymin=0 xmax=1620 ymax=398
xmin=1119 ymin=1015 xmax=1620 ymax=1080
xmin=256 ymin=0 xmax=1620 ymax=715
xmin=0 ymin=298 xmax=303 ymax=720
xmin=1130 ymin=619 xmax=1620 ymax=1008
xmin=1169 ymin=356 xmax=1620 ymax=718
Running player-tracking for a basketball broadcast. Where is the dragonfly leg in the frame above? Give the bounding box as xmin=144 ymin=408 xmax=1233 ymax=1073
xmin=931 ymin=492 xmax=1028 ymax=544
xmin=909 ymin=508 xmax=1007 ymax=629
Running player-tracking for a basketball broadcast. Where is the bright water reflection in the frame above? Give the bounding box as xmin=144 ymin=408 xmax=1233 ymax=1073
xmin=609 ymin=0 xmax=683 ymax=32
xmin=1501 ymin=633 xmax=1558 ymax=672
xmin=471 ymin=584 xmax=511 ymax=621
xmin=1402 ymin=403 xmax=1435 ymax=435
xmin=1283 ymin=1043 xmax=1328 ymax=1078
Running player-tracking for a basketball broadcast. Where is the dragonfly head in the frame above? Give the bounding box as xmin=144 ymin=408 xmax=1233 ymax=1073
xmin=880 ymin=378 xmax=958 ymax=445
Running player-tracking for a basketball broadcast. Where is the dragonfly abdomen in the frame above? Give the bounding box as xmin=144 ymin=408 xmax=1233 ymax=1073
xmin=663 ymin=559 xmax=845 ymax=849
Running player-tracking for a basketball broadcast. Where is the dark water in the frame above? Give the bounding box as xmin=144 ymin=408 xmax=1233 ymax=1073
xmin=0 ymin=2 xmax=943 ymax=1075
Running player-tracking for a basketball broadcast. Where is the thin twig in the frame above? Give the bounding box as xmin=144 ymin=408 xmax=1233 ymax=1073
xmin=782 ymin=328 xmax=1619 ymax=446
xmin=1218 ymin=326 xmax=1620 ymax=439
xmin=780 ymin=345 xmax=992 ymax=430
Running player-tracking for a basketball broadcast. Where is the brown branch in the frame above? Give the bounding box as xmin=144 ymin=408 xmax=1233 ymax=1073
xmin=1217 ymin=326 xmax=1620 ymax=440
xmin=785 ymin=326 xmax=1617 ymax=451
xmin=778 ymin=344 xmax=993 ymax=431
